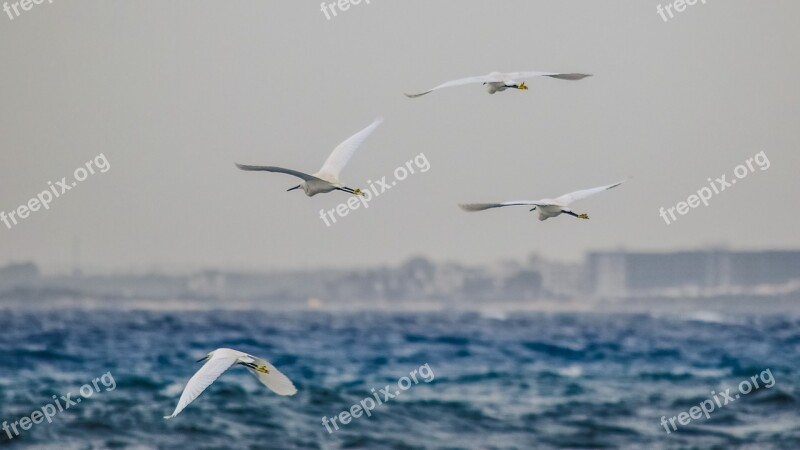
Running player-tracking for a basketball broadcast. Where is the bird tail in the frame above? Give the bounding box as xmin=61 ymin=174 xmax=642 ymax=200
xmin=248 ymin=363 xmax=297 ymax=396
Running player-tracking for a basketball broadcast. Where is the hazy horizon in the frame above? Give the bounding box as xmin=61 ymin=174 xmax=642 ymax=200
xmin=5 ymin=245 xmax=800 ymax=277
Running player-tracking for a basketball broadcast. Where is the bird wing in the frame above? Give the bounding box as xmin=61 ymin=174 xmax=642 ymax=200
xmin=164 ymin=352 xmax=239 ymax=419
xmin=235 ymin=164 xmax=321 ymax=182
xmin=315 ymin=118 xmax=383 ymax=182
xmin=459 ymin=201 xmax=544 ymax=212
xmin=246 ymin=357 xmax=298 ymax=396
xmin=503 ymin=72 xmax=592 ymax=84
xmin=404 ymin=75 xmax=500 ymax=98
xmin=554 ymin=180 xmax=626 ymax=206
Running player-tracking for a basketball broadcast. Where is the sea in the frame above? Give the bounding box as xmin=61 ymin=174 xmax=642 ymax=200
xmin=0 ymin=305 xmax=797 ymax=449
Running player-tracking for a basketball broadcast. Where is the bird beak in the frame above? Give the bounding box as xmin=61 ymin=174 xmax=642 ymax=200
xmin=196 ymin=355 xmax=210 ymax=363
xmin=287 ymin=185 xmax=301 ymax=192
xmin=529 ymin=207 xmax=537 ymax=212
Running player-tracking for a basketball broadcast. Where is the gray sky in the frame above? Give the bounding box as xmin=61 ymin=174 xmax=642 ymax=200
xmin=1 ymin=1 xmax=798 ymax=273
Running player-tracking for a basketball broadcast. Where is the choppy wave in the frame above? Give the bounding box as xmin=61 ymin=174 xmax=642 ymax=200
xmin=0 ymin=308 xmax=797 ymax=449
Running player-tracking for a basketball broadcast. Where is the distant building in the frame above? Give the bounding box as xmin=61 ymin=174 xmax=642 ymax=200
xmin=729 ymin=251 xmax=800 ymax=286
xmin=501 ymin=270 xmax=543 ymax=300
xmin=0 ymin=262 xmax=40 ymax=290
xmin=587 ymin=250 xmax=800 ymax=298
xmin=528 ymin=255 xmax=586 ymax=298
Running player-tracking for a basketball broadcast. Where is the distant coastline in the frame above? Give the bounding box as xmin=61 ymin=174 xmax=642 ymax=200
xmin=2 ymin=249 xmax=799 ymax=314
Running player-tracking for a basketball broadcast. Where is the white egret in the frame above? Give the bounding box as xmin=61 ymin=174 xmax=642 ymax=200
xmin=164 ymin=348 xmax=297 ymax=419
xmin=236 ymin=118 xmax=383 ymax=197
xmin=405 ymin=71 xmax=591 ymax=98
xmin=460 ymin=180 xmax=626 ymax=221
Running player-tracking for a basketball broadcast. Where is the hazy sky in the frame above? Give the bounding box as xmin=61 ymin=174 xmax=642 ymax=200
xmin=1 ymin=1 xmax=798 ymax=273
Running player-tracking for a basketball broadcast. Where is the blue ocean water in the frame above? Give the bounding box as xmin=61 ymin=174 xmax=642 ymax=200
xmin=0 ymin=308 xmax=797 ymax=449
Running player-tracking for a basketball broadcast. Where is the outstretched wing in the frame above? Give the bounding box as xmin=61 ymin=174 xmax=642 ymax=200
xmin=459 ymin=201 xmax=543 ymax=212
xmin=246 ymin=357 xmax=298 ymax=396
xmin=235 ymin=164 xmax=320 ymax=182
xmin=404 ymin=75 xmax=500 ymax=98
xmin=554 ymin=180 xmax=626 ymax=206
xmin=315 ymin=118 xmax=383 ymax=182
xmin=503 ymin=72 xmax=592 ymax=84
xmin=164 ymin=352 xmax=239 ymax=419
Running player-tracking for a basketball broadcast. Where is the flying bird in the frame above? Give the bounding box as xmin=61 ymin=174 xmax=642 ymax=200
xmin=460 ymin=180 xmax=626 ymax=221
xmin=236 ymin=118 xmax=383 ymax=197
xmin=164 ymin=348 xmax=297 ymax=419
xmin=405 ymin=71 xmax=591 ymax=98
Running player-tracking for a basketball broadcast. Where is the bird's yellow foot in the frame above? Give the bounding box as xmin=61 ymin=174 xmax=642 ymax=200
xmin=256 ymin=365 xmax=270 ymax=374
xmin=518 ymin=82 xmax=528 ymax=90
xmin=353 ymin=188 xmax=364 ymax=196
xmin=578 ymin=213 xmax=589 ymax=220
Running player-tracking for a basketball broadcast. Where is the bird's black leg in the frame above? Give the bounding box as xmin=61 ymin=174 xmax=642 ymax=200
xmin=337 ymin=187 xmax=364 ymax=196
xmin=563 ymin=210 xmax=589 ymax=219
